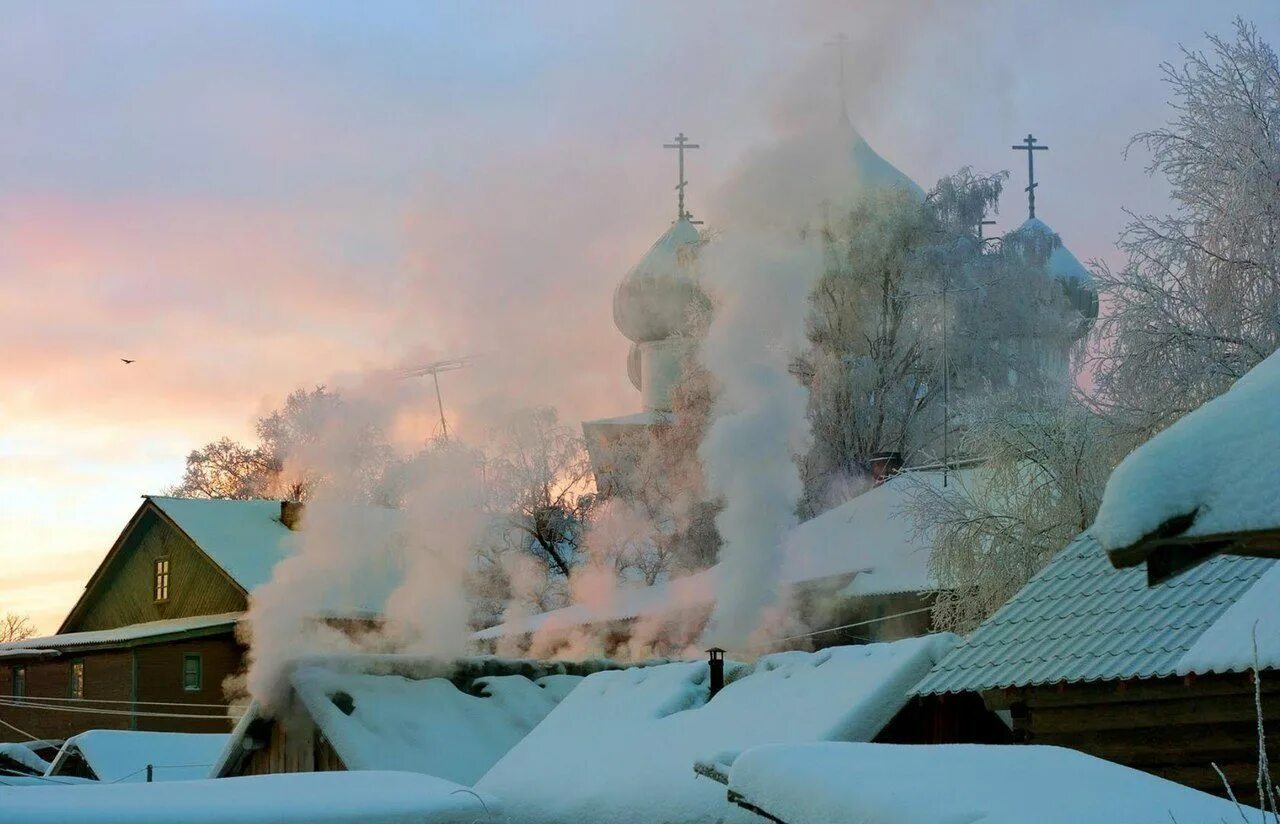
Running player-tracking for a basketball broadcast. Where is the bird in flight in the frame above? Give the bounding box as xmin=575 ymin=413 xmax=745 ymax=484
xmin=120 ymin=358 xmax=135 ymax=365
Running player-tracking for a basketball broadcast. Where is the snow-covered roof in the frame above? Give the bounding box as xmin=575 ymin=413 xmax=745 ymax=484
xmin=476 ymin=635 xmax=955 ymax=823
xmin=290 ymin=664 xmax=579 ymax=785
xmin=0 ymin=771 xmax=496 ymax=824
xmin=47 ymin=730 xmax=230 ymax=783
xmin=476 ymin=468 xmax=961 ymax=641
xmin=0 ymin=743 xmax=51 ymax=776
xmin=915 ymin=532 xmax=1276 ymax=695
xmin=1095 ymin=348 xmax=1280 ymax=569
xmin=149 ymin=496 xmax=302 ymax=592
xmin=1015 ymin=217 xmax=1092 ymax=283
xmin=725 ymin=742 xmax=1265 ymax=824
xmin=0 ymin=613 xmax=240 ymax=652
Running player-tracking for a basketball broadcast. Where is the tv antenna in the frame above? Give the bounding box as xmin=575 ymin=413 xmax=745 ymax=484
xmin=392 ymin=356 xmax=475 ymax=440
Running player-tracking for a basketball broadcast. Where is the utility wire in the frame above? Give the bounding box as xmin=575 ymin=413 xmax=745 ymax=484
xmin=0 ymin=714 xmax=40 ymax=743
xmin=0 ymin=693 xmax=232 ymax=709
xmin=759 ymin=605 xmax=935 ymax=648
xmin=0 ymin=699 xmax=239 ymax=721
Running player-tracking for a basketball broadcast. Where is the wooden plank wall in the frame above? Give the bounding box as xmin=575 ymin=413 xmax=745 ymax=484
xmin=987 ymin=673 xmax=1280 ymax=806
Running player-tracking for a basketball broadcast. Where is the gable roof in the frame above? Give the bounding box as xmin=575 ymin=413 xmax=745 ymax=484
xmin=476 ymin=467 xmax=963 ymax=640
xmin=914 ymin=532 xmax=1276 ymax=695
xmin=147 ymin=497 xmax=300 ymax=592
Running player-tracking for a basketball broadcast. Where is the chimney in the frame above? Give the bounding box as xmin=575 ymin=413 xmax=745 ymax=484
xmin=707 ymin=647 xmax=725 ymax=698
xmin=280 ymin=500 xmax=305 ymax=531
xmin=869 ymin=451 xmax=903 ymax=486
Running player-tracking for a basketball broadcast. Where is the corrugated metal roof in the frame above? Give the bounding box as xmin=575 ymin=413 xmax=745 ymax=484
xmin=0 ymin=613 xmax=241 ymax=652
xmin=913 ymin=533 xmax=1275 ymax=695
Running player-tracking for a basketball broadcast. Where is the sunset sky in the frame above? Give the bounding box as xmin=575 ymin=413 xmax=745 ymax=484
xmin=2 ymin=0 xmax=1277 ymax=634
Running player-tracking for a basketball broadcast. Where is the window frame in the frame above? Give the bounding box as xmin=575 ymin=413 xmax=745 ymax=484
xmin=153 ymin=556 xmax=171 ymax=603
xmin=181 ymin=653 xmax=202 ymax=692
xmin=12 ymin=665 xmax=25 ymax=703
xmin=68 ymin=659 xmax=85 ymax=700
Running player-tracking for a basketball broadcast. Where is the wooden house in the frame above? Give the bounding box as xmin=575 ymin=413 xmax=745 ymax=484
xmin=211 ymin=656 xmax=616 ymax=781
xmin=45 ymin=729 xmax=229 ymax=782
xmin=915 ymin=531 xmax=1280 ymax=804
xmin=475 ymin=466 xmax=976 ymax=657
xmin=0 ymin=496 xmax=315 ymax=740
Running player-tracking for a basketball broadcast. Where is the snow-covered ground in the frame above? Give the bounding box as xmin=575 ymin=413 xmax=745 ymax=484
xmin=727 ymin=742 xmax=1272 ymax=824
xmin=477 ymin=636 xmax=955 ymax=823
xmin=1094 ymin=348 xmax=1280 ymax=556
xmin=0 ymin=771 xmax=495 ymax=823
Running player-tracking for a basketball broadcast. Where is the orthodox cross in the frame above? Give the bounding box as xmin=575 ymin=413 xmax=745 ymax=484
xmin=663 ymin=132 xmax=701 ymax=223
xmin=824 ymin=32 xmax=851 ymax=115
xmin=1011 ymin=133 xmax=1049 ymax=219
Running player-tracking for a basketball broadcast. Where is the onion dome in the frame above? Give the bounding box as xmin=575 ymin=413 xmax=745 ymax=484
xmin=1013 ymin=217 xmax=1100 ymax=336
xmin=842 ymin=116 xmax=925 ymax=200
xmin=613 ymin=217 xmax=706 ymax=344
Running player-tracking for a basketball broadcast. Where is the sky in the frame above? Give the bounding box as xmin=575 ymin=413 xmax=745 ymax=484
xmin=2 ymin=0 xmax=1278 ymax=634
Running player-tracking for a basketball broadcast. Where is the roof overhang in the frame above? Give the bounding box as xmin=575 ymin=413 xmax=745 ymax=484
xmin=1108 ymin=526 xmax=1280 ymax=586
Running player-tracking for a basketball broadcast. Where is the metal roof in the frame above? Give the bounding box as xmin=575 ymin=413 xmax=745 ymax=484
xmin=0 ymin=613 xmax=241 ymax=653
xmin=913 ymin=532 xmax=1275 ymax=695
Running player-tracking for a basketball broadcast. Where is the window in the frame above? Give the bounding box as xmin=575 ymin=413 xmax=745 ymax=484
xmin=12 ymin=666 xmax=25 ymax=702
xmin=69 ymin=660 xmax=84 ymax=700
xmin=182 ymin=654 xmax=202 ymax=692
xmin=154 ymin=557 xmax=170 ymax=602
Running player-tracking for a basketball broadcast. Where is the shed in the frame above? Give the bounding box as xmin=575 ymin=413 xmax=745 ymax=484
xmin=915 ymin=531 xmax=1279 ymax=802
xmin=213 ymin=656 xmax=612 ymax=783
xmin=45 ymin=729 xmax=230 ymax=783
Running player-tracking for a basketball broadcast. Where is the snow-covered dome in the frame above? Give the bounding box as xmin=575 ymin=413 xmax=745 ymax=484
xmin=613 ymin=217 xmax=706 ymax=344
xmin=1014 ymin=217 xmax=1099 ymax=332
xmin=842 ymin=117 xmax=925 ymax=199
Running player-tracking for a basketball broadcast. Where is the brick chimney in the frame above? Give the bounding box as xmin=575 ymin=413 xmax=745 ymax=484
xmin=280 ymin=500 xmax=305 ymax=531
xmin=869 ymin=451 xmax=904 ymax=486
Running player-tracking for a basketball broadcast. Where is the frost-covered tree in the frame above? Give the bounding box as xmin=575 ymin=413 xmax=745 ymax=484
xmin=908 ymin=391 xmax=1121 ymax=632
xmin=1094 ymin=19 xmax=1280 ymax=438
xmin=482 ymin=406 xmax=596 ymax=578
xmin=799 ymin=168 xmax=1083 ymax=514
xmin=169 ymin=436 xmax=278 ymax=500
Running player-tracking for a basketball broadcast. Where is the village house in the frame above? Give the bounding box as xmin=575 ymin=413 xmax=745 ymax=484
xmin=0 ymin=496 xmax=325 ymax=741
xmin=914 ymin=531 xmax=1279 ymax=804
xmin=212 ymin=656 xmax=613 ymax=780
xmin=45 ymin=729 xmax=229 ymax=783
xmin=476 ymin=462 xmax=970 ymax=657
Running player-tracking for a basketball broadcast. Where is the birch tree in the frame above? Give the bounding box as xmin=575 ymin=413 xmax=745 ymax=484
xmin=1093 ymin=19 xmax=1280 ymax=438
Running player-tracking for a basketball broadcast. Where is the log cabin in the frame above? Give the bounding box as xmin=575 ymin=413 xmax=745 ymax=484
xmin=914 ymin=531 xmax=1279 ymax=804
xmin=0 ymin=496 xmax=331 ymax=740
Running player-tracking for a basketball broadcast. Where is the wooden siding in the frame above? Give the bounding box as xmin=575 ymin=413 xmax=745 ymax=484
xmin=237 ymin=720 xmax=347 ymax=776
xmin=986 ymin=672 xmax=1280 ymax=806
xmin=0 ymin=634 xmax=243 ymax=741
xmin=66 ymin=507 xmax=246 ymax=633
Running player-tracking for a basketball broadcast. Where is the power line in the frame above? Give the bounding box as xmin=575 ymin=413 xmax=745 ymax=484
xmin=0 ymin=699 xmax=240 ymax=721
xmin=0 ymin=693 xmax=232 ymax=709
xmin=758 ymin=606 xmax=935 ymax=648
xmin=0 ymin=714 xmax=40 ymax=743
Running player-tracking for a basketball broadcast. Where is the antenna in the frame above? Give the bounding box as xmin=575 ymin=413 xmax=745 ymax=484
xmin=391 ymin=357 xmax=474 ymax=440
xmin=663 ymin=133 xmax=701 ymax=223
